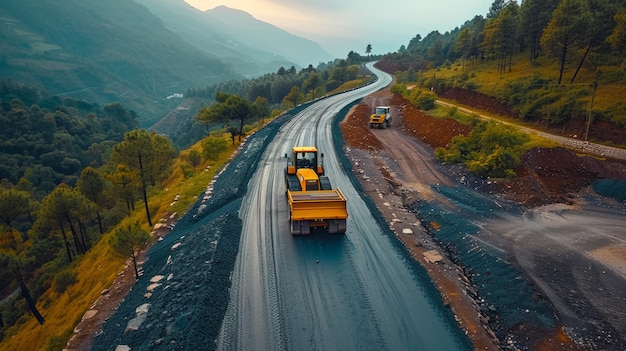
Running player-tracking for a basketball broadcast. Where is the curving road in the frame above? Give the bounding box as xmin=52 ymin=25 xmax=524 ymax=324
xmin=216 ymin=63 xmax=470 ymax=350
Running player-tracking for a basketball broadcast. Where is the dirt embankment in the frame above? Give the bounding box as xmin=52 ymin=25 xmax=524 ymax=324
xmin=339 ymin=89 xmax=626 ymax=350
xmin=387 ymin=92 xmax=626 ymax=207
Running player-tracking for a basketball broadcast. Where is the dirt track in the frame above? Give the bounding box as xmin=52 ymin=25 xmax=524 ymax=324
xmin=341 ymin=89 xmax=626 ymax=350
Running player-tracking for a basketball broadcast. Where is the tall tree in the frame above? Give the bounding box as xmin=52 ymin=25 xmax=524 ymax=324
xmin=487 ymin=0 xmax=507 ymax=18
xmin=208 ymin=93 xmax=254 ymax=142
xmin=455 ymin=28 xmax=473 ymax=70
xmin=480 ymin=3 xmax=520 ymax=74
xmin=111 ymin=130 xmax=175 ymax=226
xmin=76 ymin=167 xmax=108 ymax=234
xmin=540 ymin=0 xmax=591 ymax=85
xmin=1 ymin=252 xmax=45 ymax=325
xmin=195 ymin=105 xmax=222 ymax=136
xmin=108 ymin=164 xmax=142 ymax=215
xmin=366 ymin=44 xmax=372 ymax=56
xmin=252 ymin=96 xmax=270 ymax=125
xmin=0 ymin=188 xmax=33 ymax=251
xmin=519 ymin=0 xmax=560 ymax=61
xmin=35 ymin=184 xmax=93 ymax=261
xmin=427 ymin=39 xmax=446 ymax=66
xmin=607 ymin=11 xmax=626 ymax=51
xmin=109 ymin=222 xmax=149 ymax=279
xmin=570 ymin=0 xmax=620 ymax=83
xmin=282 ymin=86 xmax=304 ymax=109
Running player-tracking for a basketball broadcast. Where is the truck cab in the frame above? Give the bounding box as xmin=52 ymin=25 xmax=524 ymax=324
xmin=369 ymin=106 xmax=392 ymax=129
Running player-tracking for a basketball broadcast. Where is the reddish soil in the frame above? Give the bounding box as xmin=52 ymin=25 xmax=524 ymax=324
xmin=339 ymin=89 xmax=626 ymax=350
xmin=387 ymin=92 xmax=626 ymax=206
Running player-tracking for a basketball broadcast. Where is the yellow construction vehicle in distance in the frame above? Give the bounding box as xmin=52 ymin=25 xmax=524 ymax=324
xmin=285 ymin=146 xmax=348 ymax=235
xmin=369 ymin=106 xmax=392 ymax=129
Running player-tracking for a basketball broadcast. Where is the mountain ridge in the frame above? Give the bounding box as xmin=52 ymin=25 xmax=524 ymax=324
xmin=136 ymin=0 xmax=335 ymax=74
xmin=0 ymin=0 xmax=334 ymax=127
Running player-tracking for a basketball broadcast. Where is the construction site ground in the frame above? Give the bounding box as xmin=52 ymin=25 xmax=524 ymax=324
xmin=339 ymin=89 xmax=626 ymax=350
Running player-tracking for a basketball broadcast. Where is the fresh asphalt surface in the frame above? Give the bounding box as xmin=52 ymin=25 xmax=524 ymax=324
xmin=92 ymin=62 xmax=626 ymax=350
xmin=216 ymin=63 xmax=471 ymax=350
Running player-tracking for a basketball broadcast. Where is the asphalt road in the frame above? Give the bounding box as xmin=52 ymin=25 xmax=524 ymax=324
xmin=216 ymin=63 xmax=471 ymax=350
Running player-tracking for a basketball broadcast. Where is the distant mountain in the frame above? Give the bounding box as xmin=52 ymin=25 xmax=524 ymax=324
xmin=135 ymin=0 xmax=335 ymax=74
xmin=0 ymin=0 xmax=240 ymax=126
xmin=0 ymin=0 xmax=335 ymax=127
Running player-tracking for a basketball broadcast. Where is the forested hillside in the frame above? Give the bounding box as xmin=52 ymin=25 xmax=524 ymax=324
xmin=0 ymin=80 xmax=136 ymax=198
xmin=0 ymin=0 xmax=337 ymax=128
xmin=377 ymin=0 xmax=626 ymax=145
xmin=3 ymin=0 xmax=626 ymax=349
xmin=0 ymin=0 xmax=239 ymax=127
xmin=155 ymin=56 xmax=371 ymax=147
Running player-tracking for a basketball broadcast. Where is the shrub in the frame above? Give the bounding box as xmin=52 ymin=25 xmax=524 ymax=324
xmin=435 ymin=120 xmax=530 ymax=178
xmin=201 ymin=136 xmax=229 ymax=161
xmin=390 ymin=83 xmax=407 ymax=95
xmin=416 ymin=91 xmax=437 ymax=110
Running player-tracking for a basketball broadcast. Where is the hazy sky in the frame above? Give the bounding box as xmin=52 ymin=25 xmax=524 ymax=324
xmin=184 ymin=0 xmax=494 ymax=58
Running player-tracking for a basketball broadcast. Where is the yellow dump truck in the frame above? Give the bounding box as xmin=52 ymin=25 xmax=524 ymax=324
xmin=285 ymin=146 xmax=348 ymax=235
xmin=369 ymin=106 xmax=392 ymax=128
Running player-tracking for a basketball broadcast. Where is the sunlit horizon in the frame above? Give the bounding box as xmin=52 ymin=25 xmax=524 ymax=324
xmin=184 ymin=0 xmax=493 ymax=57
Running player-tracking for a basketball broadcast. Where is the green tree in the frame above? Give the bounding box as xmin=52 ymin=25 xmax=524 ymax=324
xmin=187 ymin=150 xmax=202 ymax=171
xmin=111 ymin=130 xmax=175 ymax=226
xmin=195 ymin=105 xmax=221 ymax=136
xmin=35 ymin=184 xmax=94 ymax=262
xmin=282 ymin=86 xmax=304 ymax=109
xmin=202 ymin=136 xmax=229 ymax=161
xmin=109 ymin=222 xmax=149 ymax=279
xmin=480 ymin=3 xmax=520 ymax=74
xmin=427 ymin=39 xmax=445 ymax=66
xmin=570 ymin=0 xmax=620 ymax=83
xmin=0 ymin=252 xmax=46 ymax=325
xmin=76 ymin=167 xmax=108 ymax=234
xmin=366 ymin=44 xmax=372 ymax=56
xmin=203 ymin=93 xmax=254 ymax=142
xmin=455 ymin=28 xmax=473 ymax=70
xmin=0 ymin=188 xmax=33 ymax=251
xmin=149 ymin=136 xmax=177 ymax=186
xmin=487 ymin=0 xmax=506 ymax=18
xmin=88 ymin=142 xmax=108 ymax=167
xmin=252 ymin=96 xmax=270 ymax=125
xmin=108 ymin=164 xmax=142 ymax=215
xmin=607 ymin=11 xmax=626 ymax=52
xmin=540 ymin=0 xmax=591 ymax=85
xmin=271 ymin=77 xmax=293 ymax=103
xmin=302 ymin=73 xmax=322 ymax=99
xmin=520 ymin=0 xmax=559 ymax=61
